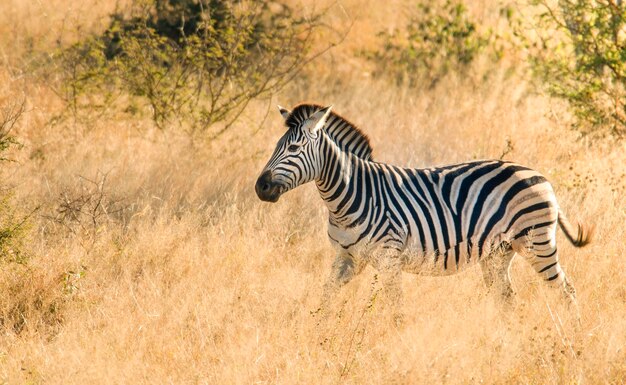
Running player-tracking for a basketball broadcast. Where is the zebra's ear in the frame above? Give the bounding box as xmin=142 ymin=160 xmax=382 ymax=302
xmin=277 ymin=105 xmax=290 ymax=120
xmin=305 ymin=105 xmax=333 ymax=138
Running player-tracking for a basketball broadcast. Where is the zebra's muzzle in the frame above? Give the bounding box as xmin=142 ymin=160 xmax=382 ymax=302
xmin=255 ymin=170 xmax=283 ymax=202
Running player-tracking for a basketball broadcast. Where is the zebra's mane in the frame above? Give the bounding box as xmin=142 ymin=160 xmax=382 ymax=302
xmin=285 ymin=103 xmax=374 ymax=161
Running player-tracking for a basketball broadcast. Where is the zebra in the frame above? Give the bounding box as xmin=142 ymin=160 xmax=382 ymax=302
xmin=255 ymin=103 xmax=592 ymax=320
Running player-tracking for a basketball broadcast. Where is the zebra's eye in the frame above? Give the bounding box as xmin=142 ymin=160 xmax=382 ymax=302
xmin=287 ymin=144 xmax=300 ymax=152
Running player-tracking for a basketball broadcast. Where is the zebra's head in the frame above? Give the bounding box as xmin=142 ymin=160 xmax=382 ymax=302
xmin=255 ymin=105 xmax=333 ymax=202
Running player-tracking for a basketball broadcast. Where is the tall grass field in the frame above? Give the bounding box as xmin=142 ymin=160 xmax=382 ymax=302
xmin=0 ymin=0 xmax=624 ymax=383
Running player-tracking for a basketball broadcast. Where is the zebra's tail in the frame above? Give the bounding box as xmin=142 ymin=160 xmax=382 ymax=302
xmin=558 ymin=208 xmax=593 ymax=247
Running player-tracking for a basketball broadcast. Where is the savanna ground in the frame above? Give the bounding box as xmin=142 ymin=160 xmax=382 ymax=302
xmin=0 ymin=0 xmax=625 ymax=383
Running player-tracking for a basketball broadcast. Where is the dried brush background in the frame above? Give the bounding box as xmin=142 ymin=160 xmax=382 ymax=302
xmin=0 ymin=0 xmax=624 ymax=384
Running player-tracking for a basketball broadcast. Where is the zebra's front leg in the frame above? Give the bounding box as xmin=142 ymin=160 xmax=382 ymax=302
xmin=315 ymin=253 xmax=364 ymax=347
xmin=319 ymin=253 xmax=364 ymax=313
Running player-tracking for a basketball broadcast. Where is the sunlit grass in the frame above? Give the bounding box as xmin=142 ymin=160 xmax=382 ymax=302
xmin=0 ymin=1 xmax=624 ymax=384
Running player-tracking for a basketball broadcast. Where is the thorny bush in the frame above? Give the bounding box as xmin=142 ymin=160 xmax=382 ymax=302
xmin=525 ymin=0 xmax=626 ymax=138
xmin=46 ymin=0 xmax=329 ymax=136
xmin=365 ymin=0 xmax=493 ymax=88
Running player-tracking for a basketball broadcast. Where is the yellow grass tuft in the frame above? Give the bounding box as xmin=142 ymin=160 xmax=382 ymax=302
xmin=0 ymin=1 xmax=625 ymax=384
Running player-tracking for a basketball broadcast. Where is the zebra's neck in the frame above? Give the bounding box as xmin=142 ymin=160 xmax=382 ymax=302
xmin=315 ymin=133 xmax=367 ymax=221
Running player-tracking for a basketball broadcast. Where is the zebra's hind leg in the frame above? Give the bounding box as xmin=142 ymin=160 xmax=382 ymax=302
xmin=479 ymin=245 xmax=516 ymax=307
xmin=380 ymin=264 xmax=404 ymax=326
xmin=531 ymin=247 xmax=582 ymax=346
xmin=529 ymin=245 xmax=581 ymax=324
xmin=514 ymin=231 xmax=581 ymax=325
xmin=371 ymin=251 xmax=405 ymax=326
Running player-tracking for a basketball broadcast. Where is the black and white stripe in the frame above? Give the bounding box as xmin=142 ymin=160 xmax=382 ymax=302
xmin=256 ymin=103 xmax=592 ymax=306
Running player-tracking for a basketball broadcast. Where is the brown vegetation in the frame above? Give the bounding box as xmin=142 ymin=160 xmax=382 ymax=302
xmin=0 ymin=0 xmax=624 ymax=383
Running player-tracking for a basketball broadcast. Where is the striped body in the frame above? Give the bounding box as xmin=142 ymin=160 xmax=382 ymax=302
xmin=322 ymin=159 xmax=560 ymax=278
xmin=256 ymin=103 xmax=591 ymax=312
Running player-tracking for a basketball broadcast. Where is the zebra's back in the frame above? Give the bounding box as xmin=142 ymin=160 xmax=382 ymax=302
xmin=339 ymin=159 xmax=559 ymax=275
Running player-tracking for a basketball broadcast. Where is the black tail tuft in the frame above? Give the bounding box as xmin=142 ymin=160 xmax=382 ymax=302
xmin=558 ymin=209 xmax=593 ymax=247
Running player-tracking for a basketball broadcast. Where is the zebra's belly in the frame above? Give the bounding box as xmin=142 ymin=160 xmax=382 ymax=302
xmin=334 ymin=238 xmax=495 ymax=277
xmin=328 ymin=223 xmax=509 ymax=277
xmin=398 ymin=240 xmax=480 ymax=276
xmin=401 ymin=232 xmax=514 ymax=276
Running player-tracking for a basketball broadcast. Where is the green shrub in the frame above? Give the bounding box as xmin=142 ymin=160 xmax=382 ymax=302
xmin=0 ymin=100 xmax=30 ymax=264
xmin=527 ymin=0 xmax=626 ymax=138
xmin=0 ymin=194 xmax=30 ymax=265
xmin=48 ymin=0 xmax=325 ymax=135
xmin=53 ymin=37 xmax=117 ymax=119
xmin=366 ymin=0 xmax=492 ymax=87
xmin=0 ymin=101 xmax=23 ymax=161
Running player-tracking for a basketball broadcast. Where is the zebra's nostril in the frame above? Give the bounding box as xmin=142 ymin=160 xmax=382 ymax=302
xmin=262 ymin=183 xmax=271 ymax=192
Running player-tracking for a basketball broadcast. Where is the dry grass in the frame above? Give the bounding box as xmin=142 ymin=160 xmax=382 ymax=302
xmin=0 ymin=0 xmax=625 ymax=384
